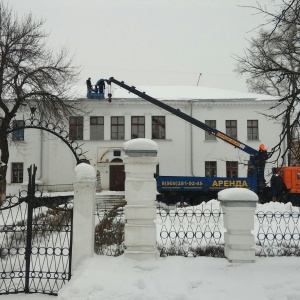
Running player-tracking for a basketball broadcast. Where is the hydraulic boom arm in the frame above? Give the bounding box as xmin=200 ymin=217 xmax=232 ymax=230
xmin=107 ymin=77 xmax=258 ymax=157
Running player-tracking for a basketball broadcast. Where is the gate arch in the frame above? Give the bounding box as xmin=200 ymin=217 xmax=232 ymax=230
xmin=7 ymin=108 xmax=88 ymax=164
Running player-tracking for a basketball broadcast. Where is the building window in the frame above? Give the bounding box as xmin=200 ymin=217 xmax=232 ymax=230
xmin=226 ymin=161 xmax=238 ymax=177
xmin=247 ymin=120 xmax=259 ymax=140
xmin=90 ymin=116 xmax=104 ymax=140
xmin=205 ymin=161 xmax=217 ymax=177
xmin=11 ymin=162 xmax=23 ymax=183
xmin=152 ymin=116 xmax=165 ymax=139
xmin=111 ymin=116 xmax=125 ymax=140
xmin=226 ymin=120 xmax=237 ymax=139
xmin=113 ymin=150 xmax=121 ymax=157
xmin=12 ymin=120 xmax=25 ymax=141
xmin=205 ymin=120 xmax=216 ymax=140
xmin=131 ymin=116 xmax=145 ymax=139
xmin=69 ymin=116 xmax=83 ymax=140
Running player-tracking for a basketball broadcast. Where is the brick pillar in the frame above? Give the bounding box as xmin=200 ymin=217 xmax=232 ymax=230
xmin=218 ymin=188 xmax=258 ymax=263
xmin=124 ymin=138 xmax=158 ymax=260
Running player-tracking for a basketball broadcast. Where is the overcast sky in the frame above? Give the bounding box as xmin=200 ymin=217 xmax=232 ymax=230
xmin=9 ymin=0 xmax=278 ymax=92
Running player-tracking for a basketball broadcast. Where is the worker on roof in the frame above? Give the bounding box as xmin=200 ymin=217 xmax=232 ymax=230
xmin=96 ymin=79 xmax=106 ymax=94
xmin=86 ymin=77 xmax=93 ymax=93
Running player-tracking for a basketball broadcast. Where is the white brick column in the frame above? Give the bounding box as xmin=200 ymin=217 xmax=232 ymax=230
xmin=72 ymin=163 xmax=96 ymax=269
xmin=218 ymin=188 xmax=258 ymax=263
xmin=124 ymin=138 xmax=159 ymax=260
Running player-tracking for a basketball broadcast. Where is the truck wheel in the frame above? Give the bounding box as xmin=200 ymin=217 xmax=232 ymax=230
xmin=286 ymin=194 xmax=300 ymax=207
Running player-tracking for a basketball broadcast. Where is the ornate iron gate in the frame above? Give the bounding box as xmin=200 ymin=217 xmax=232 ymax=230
xmin=0 ymin=165 xmax=73 ymax=296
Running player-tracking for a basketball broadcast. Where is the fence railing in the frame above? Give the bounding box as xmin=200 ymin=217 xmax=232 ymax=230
xmin=255 ymin=209 xmax=300 ymax=257
xmin=0 ymin=194 xmax=73 ymax=295
xmin=93 ymin=201 xmax=300 ymax=258
xmin=156 ymin=201 xmax=225 ymax=257
xmin=94 ymin=203 xmax=125 ymax=256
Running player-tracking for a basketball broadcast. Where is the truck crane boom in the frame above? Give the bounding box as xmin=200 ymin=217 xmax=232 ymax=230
xmin=107 ymin=77 xmax=258 ymax=157
xmin=106 ymin=77 xmax=268 ymax=197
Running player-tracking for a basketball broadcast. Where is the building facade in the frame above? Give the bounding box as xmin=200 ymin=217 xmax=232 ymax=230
xmin=6 ymin=85 xmax=285 ymax=196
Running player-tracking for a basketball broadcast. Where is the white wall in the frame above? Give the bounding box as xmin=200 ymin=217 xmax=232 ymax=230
xmin=6 ymin=97 xmax=285 ymax=194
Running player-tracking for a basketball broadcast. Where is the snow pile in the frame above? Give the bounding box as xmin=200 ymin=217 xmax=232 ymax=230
xmin=124 ymin=138 xmax=158 ymax=151
xmin=74 ymin=163 xmax=96 ymax=182
xmin=58 ymin=255 xmax=300 ymax=300
xmin=256 ymin=201 xmax=296 ymax=213
xmin=218 ymin=187 xmax=259 ymax=201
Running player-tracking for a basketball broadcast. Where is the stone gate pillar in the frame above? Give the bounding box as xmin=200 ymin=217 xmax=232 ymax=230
xmin=124 ymin=138 xmax=158 ymax=260
xmin=72 ymin=163 xmax=96 ymax=269
xmin=218 ymin=188 xmax=258 ymax=263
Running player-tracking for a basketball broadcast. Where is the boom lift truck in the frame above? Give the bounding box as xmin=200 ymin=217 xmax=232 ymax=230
xmin=96 ymin=77 xmax=300 ymax=205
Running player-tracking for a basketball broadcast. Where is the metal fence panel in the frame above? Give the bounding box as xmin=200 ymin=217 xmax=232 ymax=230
xmin=156 ymin=201 xmax=225 ymax=257
xmin=0 ymin=164 xmax=73 ymax=296
xmin=255 ymin=209 xmax=300 ymax=257
xmin=94 ymin=203 xmax=125 ymax=256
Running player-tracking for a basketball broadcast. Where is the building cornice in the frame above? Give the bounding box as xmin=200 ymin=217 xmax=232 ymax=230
xmin=81 ymin=97 xmax=279 ymax=108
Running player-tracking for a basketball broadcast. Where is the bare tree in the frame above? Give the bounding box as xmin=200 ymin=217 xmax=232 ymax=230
xmin=235 ymin=0 xmax=300 ymax=166
xmin=0 ymin=2 xmax=82 ymax=200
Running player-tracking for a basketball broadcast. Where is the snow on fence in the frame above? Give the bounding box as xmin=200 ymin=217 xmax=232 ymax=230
xmin=156 ymin=200 xmax=225 ymax=257
xmin=255 ymin=204 xmax=300 ymax=257
xmin=92 ymin=200 xmax=300 ymax=258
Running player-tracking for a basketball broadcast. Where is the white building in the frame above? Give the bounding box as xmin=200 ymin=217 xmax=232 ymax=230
xmin=6 ymin=84 xmax=284 ymax=196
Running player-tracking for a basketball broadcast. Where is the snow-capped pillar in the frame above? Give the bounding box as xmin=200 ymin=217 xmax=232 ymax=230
xmin=124 ymin=138 xmax=159 ymax=260
xmin=72 ymin=163 xmax=96 ymax=269
xmin=218 ymin=188 xmax=258 ymax=263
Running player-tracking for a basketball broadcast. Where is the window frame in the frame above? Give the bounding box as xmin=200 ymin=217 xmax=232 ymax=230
xmin=205 ymin=120 xmax=216 ymax=140
xmin=69 ymin=116 xmax=84 ymax=140
xmin=131 ymin=116 xmax=145 ymax=139
xmin=111 ymin=116 xmax=125 ymax=140
xmin=226 ymin=120 xmax=237 ymax=139
xmin=12 ymin=120 xmax=25 ymax=141
xmin=205 ymin=161 xmax=217 ymax=177
xmin=90 ymin=116 xmax=104 ymax=140
xmin=247 ymin=120 xmax=259 ymax=140
xmin=226 ymin=161 xmax=238 ymax=178
xmin=152 ymin=116 xmax=165 ymax=139
xmin=11 ymin=162 xmax=24 ymax=183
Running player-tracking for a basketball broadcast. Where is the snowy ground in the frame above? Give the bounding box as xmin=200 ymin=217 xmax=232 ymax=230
xmin=4 ymin=255 xmax=300 ymax=300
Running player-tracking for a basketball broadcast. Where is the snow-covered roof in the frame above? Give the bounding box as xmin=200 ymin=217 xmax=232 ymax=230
xmin=76 ymin=84 xmax=278 ymax=102
xmin=110 ymin=85 xmax=277 ymax=101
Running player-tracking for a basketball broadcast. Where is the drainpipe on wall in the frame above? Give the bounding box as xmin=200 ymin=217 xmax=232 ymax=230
xmin=190 ymin=100 xmax=195 ymax=176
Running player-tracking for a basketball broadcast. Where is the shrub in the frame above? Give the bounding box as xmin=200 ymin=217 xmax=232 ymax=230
xmin=94 ymin=203 xmax=125 ymax=256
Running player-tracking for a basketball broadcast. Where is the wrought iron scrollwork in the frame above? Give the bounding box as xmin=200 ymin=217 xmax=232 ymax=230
xmin=0 ymin=165 xmax=74 ymax=295
xmin=8 ymin=108 xmax=89 ymax=164
xmin=256 ymin=210 xmax=300 ymax=256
